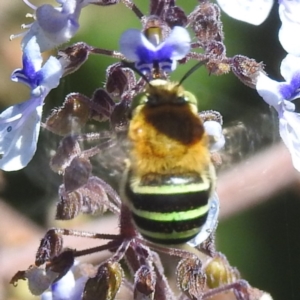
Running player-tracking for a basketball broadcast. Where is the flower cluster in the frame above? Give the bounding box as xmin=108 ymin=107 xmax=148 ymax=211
xmin=0 ymin=36 xmax=62 ymax=171
xmin=4 ymin=0 xmax=289 ymax=299
xmin=0 ymin=0 xmax=104 ymax=171
xmin=218 ymin=0 xmax=300 ymax=171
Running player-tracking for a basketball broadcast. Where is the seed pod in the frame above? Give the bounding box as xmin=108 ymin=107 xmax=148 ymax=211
xmin=64 ymin=157 xmax=92 ymax=192
xmin=176 ymin=257 xmax=205 ymax=300
xmin=47 ymin=249 xmax=75 ymax=282
xmin=58 ymin=42 xmax=90 ymax=76
xmin=205 ymin=252 xmax=240 ymax=289
xmin=57 ymin=176 xmax=108 ymax=220
xmin=134 ymin=265 xmax=156 ymax=299
xmin=50 ymin=135 xmax=81 ymax=174
xmin=35 ymin=229 xmax=64 ymax=266
xmin=230 ymin=55 xmax=264 ymax=88
xmin=45 ymin=93 xmax=91 ymax=136
xmin=90 ymin=88 xmax=115 ymax=122
xmin=83 ymin=261 xmax=123 ymax=300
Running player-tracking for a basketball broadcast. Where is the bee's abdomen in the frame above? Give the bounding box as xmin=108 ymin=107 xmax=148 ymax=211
xmin=124 ymin=172 xmax=212 ymax=244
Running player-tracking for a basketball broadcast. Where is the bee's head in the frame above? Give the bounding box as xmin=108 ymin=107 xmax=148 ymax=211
xmin=131 ymin=79 xmax=197 ymax=107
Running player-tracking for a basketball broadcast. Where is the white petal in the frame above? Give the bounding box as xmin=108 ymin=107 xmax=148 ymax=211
xmin=157 ymin=26 xmax=191 ymax=60
xmin=69 ymin=276 xmax=88 ymax=300
xmin=23 ymin=35 xmax=43 ymax=72
xmin=279 ymin=22 xmax=300 ymax=56
xmin=279 ymin=0 xmax=300 ymax=24
xmin=41 ymin=291 xmax=53 ymax=300
xmin=22 ymin=4 xmax=80 ymax=52
xmin=119 ymin=29 xmax=155 ymax=61
xmin=216 ymin=0 xmax=273 ymax=25
xmin=256 ymin=71 xmax=282 ymax=109
xmin=203 ymin=120 xmax=225 ymax=152
xmin=279 ymin=110 xmax=300 ymax=171
xmin=22 ymin=22 xmax=58 ymax=52
xmin=40 ymin=56 xmax=63 ymax=91
xmin=279 ymin=54 xmax=300 ymax=82
xmin=278 ymin=1 xmax=300 ymax=55
xmin=0 ymin=97 xmax=43 ymax=171
xmin=60 ymin=0 xmax=77 ymax=14
xmin=51 ymin=270 xmax=75 ymax=300
xmin=26 ymin=266 xmax=59 ymax=295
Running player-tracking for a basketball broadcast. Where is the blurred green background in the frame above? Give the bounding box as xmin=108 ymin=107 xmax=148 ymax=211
xmin=1 ymin=1 xmax=300 ymax=299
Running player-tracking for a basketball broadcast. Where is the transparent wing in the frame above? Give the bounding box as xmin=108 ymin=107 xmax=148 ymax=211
xmin=188 ymin=192 xmax=220 ymax=248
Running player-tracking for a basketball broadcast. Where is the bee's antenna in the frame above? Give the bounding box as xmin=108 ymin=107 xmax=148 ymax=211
xmin=178 ymin=59 xmax=209 ymax=86
xmin=121 ymin=61 xmax=150 ymax=85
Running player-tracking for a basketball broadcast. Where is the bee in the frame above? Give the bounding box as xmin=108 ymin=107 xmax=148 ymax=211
xmin=121 ymin=76 xmax=220 ymax=245
xmin=47 ymin=24 xmax=221 ymax=246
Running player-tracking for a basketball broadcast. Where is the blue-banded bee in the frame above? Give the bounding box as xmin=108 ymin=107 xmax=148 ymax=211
xmin=118 ymin=24 xmax=223 ymax=246
xmin=121 ymin=78 xmax=221 ymax=245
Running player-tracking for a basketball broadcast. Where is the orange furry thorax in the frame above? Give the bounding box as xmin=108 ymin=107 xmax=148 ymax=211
xmin=128 ymin=101 xmax=211 ymax=177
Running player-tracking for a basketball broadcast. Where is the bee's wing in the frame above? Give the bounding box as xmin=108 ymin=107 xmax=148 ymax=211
xmin=188 ymin=192 xmax=219 ymax=248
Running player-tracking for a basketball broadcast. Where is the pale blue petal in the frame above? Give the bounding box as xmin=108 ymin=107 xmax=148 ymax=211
xmin=216 ymin=0 xmax=274 ymax=25
xmin=39 ymin=56 xmax=63 ymax=91
xmin=278 ymin=23 xmax=300 ymax=56
xmin=279 ymin=0 xmax=300 ymax=24
xmin=156 ymin=26 xmax=190 ymax=60
xmin=21 ymin=2 xmax=80 ymax=52
xmin=279 ymin=110 xmax=300 ymax=171
xmin=69 ymin=276 xmax=88 ymax=300
xmin=119 ymin=29 xmax=156 ymax=61
xmin=23 ymin=36 xmax=43 ymax=74
xmin=11 ymin=36 xmax=42 ymax=86
xmin=60 ymin=0 xmax=78 ymax=14
xmin=280 ymin=54 xmax=300 ymax=82
xmin=0 ymin=97 xmax=43 ymax=171
xmin=51 ymin=270 xmax=75 ymax=300
xmin=22 ymin=22 xmax=59 ymax=53
xmin=279 ymin=2 xmax=300 ymax=55
xmin=41 ymin=291 xmax=53 ymax=300
xmin=256 ymin=71 xmax=282 ymax=109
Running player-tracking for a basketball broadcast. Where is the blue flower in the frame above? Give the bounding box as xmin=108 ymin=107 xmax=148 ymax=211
xmin=41 ymin=270 xmax=87 ymax=300
xmin=0 ymin=36 xmax=62 ymax=171
xmin=11 ymin=0 xmax=89 ymax=52
xmin=256 ymin=54 xmax=300 ymax=171
xmin=119 ymin=26 xmax=191 ymax=75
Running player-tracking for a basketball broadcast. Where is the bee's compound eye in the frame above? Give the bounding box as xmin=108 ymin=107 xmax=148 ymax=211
xmin=175 ymin=96 xmax=187 ymax=104
xmin=182 ymin=91 xmax=197 ymax=106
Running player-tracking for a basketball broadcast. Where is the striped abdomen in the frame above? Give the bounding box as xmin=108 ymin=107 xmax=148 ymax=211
xmin=124 ymin=171 xmax=213 ymax=244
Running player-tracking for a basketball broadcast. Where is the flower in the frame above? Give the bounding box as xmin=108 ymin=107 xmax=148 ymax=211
xmin=278 ymin=0 xmax=300 ymax=56
xmin=41 ymin=270 xmax=87 ymax=300
xmin=256 ymin=54 xmax=300 ymax=171
xmin=0 ymin=36 xmax=62 ymax=171
xmin=203 ymin=120 xmax=225 ymax=153
xmin=119 ymin=26 xmax=191 ymax=75
xmin=216 ymin=0 xmax=274 ymax=25
xmin=11 ymin=0 xmax=89 ymax=52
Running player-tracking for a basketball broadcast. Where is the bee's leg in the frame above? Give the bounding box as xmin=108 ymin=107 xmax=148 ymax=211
xmin=200 ymin=110 xmax=225 ymax=166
